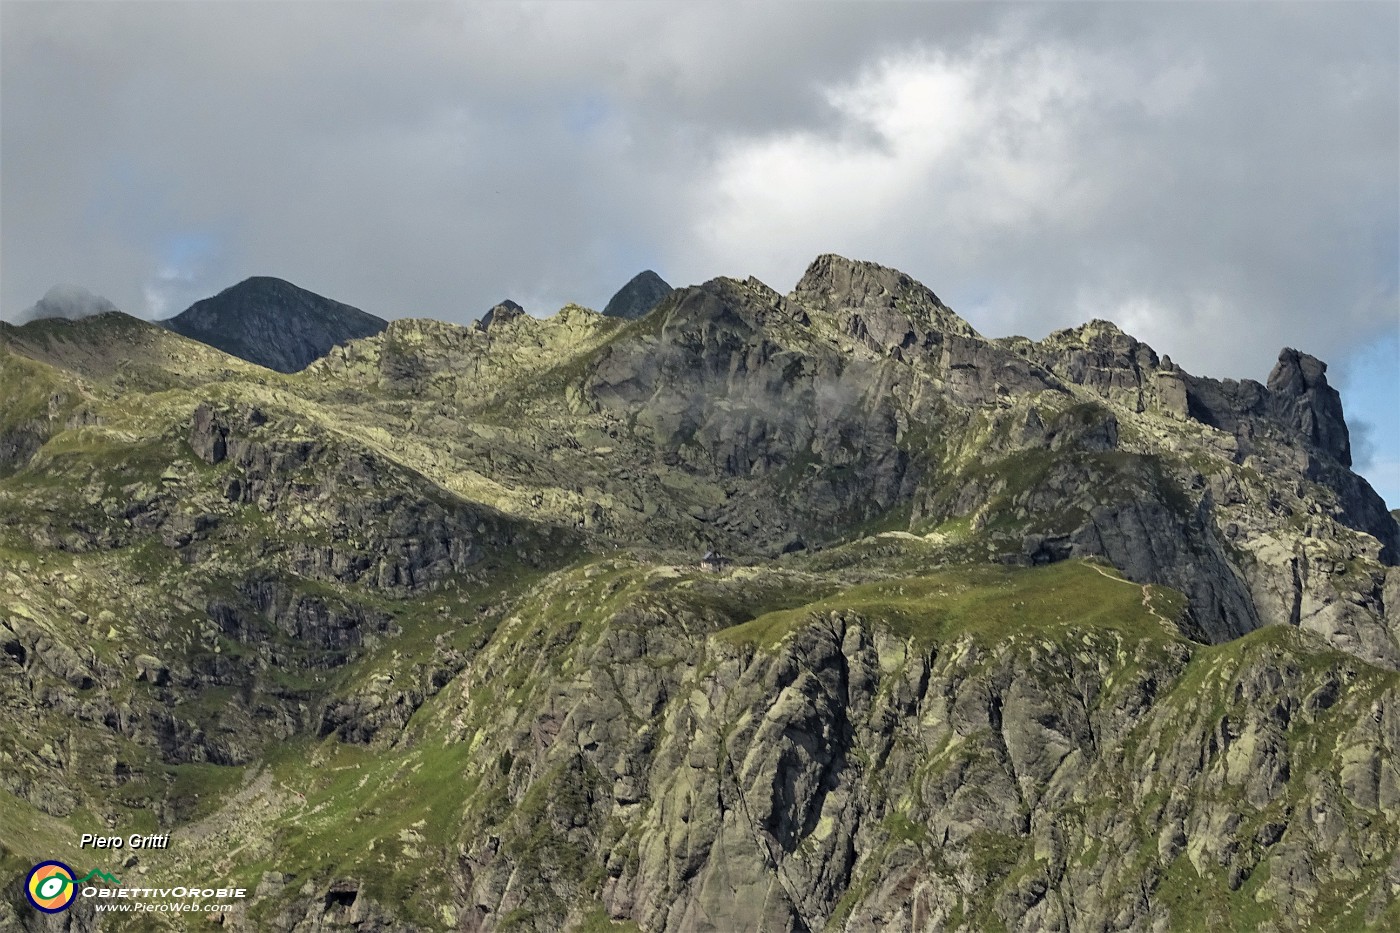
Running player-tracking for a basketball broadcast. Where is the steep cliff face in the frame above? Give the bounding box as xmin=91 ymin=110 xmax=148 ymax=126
xmin=1 ymin=253 xmax=1397 ymax=932
xmin=1266 ymin=348 xmax=1352 ymax=466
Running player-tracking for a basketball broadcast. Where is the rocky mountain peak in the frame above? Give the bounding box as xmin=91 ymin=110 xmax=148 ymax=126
xmin=178 ymin=277 xmax=317 ymax=320
xmin=1268 ymin=347 xmax=1331 ymax=395
xmin=1267 ymin=347 xmax=1351 ymax=466
xmin=791 ymin=253 xmax=978 ymax=338
xmin=602 ymin=270 xmax=673 ymax=320
xmin=476 ymin=299 xmax=526 ymax=332
xmin=1074 ymin=319 xmax=1128 ymax=340
xmin=1041 ymin=319 xmax=1142 ymax=349
xmin=161 ymin=276 xmax=387 ymax=373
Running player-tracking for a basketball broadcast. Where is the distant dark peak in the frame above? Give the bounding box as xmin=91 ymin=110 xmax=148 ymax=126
xmin=189 ymin=276 xmax=309 ymax=311
xmin=603 ymin=271 xmax=673 ymax=320
xmin=476 ymin=300 xmax=525 ymax=332
xmin=17 ymin=284 xmax=119 ymax=323
xmin=162 ymin=277 xmax=387 ymax=373
xmin=236 ymin=275 xmax=295 ymax=291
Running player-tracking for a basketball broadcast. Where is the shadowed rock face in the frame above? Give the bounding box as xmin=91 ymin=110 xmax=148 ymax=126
xmin=1267 ymin=347 xmax=1351 ymax=466
xmin=603 ymin=270 xmax=673 ymax=320
xmin=162 ymin=276 xmax=387 ymax=372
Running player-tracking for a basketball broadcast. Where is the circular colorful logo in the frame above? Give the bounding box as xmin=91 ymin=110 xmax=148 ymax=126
xmin=25 ymin=861 xmax=77 ymax=913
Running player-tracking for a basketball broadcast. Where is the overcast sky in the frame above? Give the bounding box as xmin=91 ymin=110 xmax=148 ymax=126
xmin=2 ymin=1 xmax=1397 ymax=503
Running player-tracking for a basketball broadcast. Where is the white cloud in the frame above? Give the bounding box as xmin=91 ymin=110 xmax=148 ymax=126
xmin=689 ymin=41 xmax=1137 ymax=318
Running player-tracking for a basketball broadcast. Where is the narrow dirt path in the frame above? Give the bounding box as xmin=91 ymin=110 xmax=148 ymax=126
xmin=1086 ymin=563 xmax=1176 ymax=635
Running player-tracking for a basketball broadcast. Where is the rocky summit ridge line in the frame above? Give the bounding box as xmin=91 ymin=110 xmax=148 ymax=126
xmin=1 ymin=253 xmax=1398 ymax=932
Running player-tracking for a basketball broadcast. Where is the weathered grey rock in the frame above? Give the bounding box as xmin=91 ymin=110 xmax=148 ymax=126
xmin=1267 ymin=347 xmax=1351 ymax=466
xmin=133 ymin=654 xmax=169 ymax=685
xmin=189 ymin=402 xmax=228 ymax=464
xmin=435 ymin=568 xmax=1400 ymax=933
xmin=1037 ymin=319 xmax=1163 ymax=407
xmin=475 ymin=299 xmax=526 ymax=332
xmin=791 ymin=253 xmax=977 ymax=339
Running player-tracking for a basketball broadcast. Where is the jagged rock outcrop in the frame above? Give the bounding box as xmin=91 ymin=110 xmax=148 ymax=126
xmin=791 ymin=253 xmax=976 ymax=339
xmin=187 ymin=400 xmax=549 ymax=592
xmin=587 ymin=274 xmax=926 ymax=544
xmin=1267 ymin=347 xmax=1351 ymax=465
xmin=1035 ymin=320 xmax=1166 ymax=410
xmin=476 ymin=299 xmax=526 ymax=332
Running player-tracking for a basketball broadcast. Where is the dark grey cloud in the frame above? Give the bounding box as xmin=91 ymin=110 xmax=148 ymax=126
xmin=2 ymin=0 xmax=1395 ymax=395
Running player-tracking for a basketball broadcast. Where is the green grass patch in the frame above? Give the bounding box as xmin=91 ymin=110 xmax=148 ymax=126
xmin=717 ymin=560 xmax=1184 ymax=651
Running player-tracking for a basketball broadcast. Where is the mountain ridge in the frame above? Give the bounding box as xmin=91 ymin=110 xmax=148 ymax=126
xmin=1 ymin=251 xmax=1399 ymax=931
